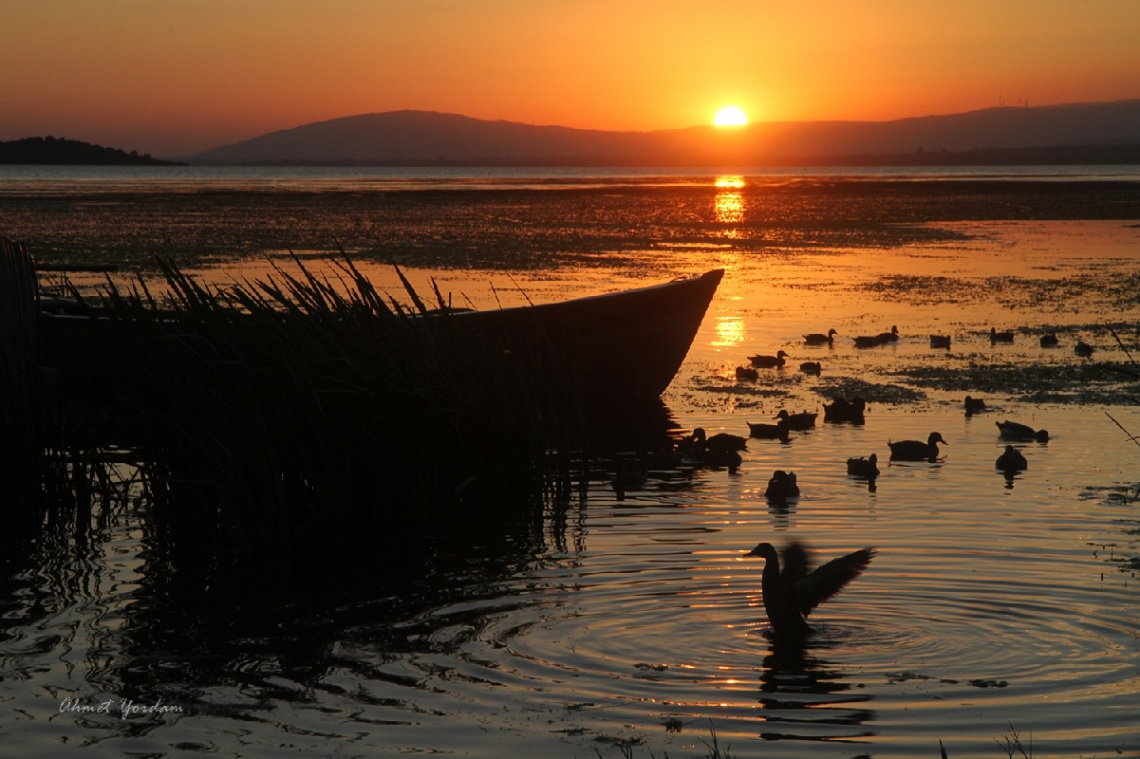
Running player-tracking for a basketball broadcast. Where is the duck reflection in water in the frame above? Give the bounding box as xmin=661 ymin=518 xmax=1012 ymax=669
xmin=758 ymin=639 xmax=876 ymax=741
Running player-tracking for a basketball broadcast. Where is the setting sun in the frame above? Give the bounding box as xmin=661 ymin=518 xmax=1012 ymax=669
xmin=713 ymin=106 xmax=748 ymax=127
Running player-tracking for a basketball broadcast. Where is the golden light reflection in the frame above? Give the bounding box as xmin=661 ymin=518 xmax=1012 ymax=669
xmin=714 ymin=175 xmax=745 ymax=231
xmin=713 ymin=316 xmax=746 ymax=348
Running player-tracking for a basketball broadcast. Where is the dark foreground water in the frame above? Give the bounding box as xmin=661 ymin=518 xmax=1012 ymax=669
xmin=1 ymin=173 xmax=1138 ymax=757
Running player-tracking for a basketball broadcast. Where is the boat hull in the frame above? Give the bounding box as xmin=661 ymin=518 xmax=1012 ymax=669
xmin=447 ymin=269 xmax=723 ymax=402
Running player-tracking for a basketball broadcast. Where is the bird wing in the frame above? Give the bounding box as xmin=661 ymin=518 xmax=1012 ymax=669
xmin=794 ymin=547 xmax=875 ymax=617
xmin=781 ymin=542 xmax=811 ymax=586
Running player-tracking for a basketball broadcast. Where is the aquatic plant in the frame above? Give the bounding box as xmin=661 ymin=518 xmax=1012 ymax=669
xmin=36 ymin=254 xmax=597 ymax=585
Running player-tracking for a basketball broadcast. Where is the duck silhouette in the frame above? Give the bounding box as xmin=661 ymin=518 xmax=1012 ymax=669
xmin=1040 ymin=333 xmax=1059 ymax=348
xmin=846 ymin=452 xmax=879 ymax=479
xmin=964 ymin=395 xmax=987 ymax=416
xmin=764 ymin=470 xmax=800 ymax=501
xmin=1075 ymin=340 xmax=1094 ymax=357
xmin=747 ymin=419 xmax=791 ymax=441
xmin=990 ymin=327 xmax=1015 ymax=344
xmin=799 ymin=361 xmax=822 ymax=375
xmin=996 ymin=420 xmax=1049 ymax=442
xmin=996 ymin=445 xmax=1028 ymax=472
xmin=929 ymin=334 xmax=951 ymax=349
xmin=888 ymin=432 xmax=947 ymax=461
xmin=803 ymin=329 xmax=838 ymax=346
xmin=876 ymin=325 xmax=900 ymax=343
xmin=748 ymin=350 xmax=789 ymax=368
xmin=735 ymin=365 xmax=759 ymax=381
xmin=823 ymin=397 xmax=867 ymax=424
xmin=746 ymin=541 xmax=876 ymax=641
xmin=854 ymin=325 xmax=898 ymax=348
xmin=679 ymin=428 xmax=745 ymax=472
xmin=775 ymin=409 xmax=817 ymax=430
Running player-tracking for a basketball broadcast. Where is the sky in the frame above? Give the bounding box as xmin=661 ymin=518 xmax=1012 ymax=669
xmin=3 ymin=0 xmax=1139 ymax=157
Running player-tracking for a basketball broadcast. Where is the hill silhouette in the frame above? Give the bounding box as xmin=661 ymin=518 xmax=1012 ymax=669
xmin=191 ymin=100 xmax=1140 ymax=166
xmin=1 ymin=136 xmax=183 ymax=165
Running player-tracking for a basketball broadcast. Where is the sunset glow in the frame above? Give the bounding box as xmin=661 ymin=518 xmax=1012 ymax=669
xmin=714 ymin=106 xmax=748 ymax=127
xmin=1 ymin=1 xmax=1139 ymax=156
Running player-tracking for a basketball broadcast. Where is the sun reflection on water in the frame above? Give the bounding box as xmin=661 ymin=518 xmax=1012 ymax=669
xmin=714 ymin=175 xmax=745 ymax=233
xmin=713 ymin=316 xmax=746 ymax=348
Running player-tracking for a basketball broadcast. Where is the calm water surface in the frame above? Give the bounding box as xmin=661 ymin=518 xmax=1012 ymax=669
xmin=1 ymin=174 xmax=1138 ymax=757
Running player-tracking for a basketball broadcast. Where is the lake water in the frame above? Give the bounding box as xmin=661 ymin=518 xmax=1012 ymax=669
xmin=1 ymin=167 xmax=1138 ymax=757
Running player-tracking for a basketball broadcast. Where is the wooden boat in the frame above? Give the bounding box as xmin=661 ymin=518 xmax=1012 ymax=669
xmin=36 ymin=268 xmax=725 ymax=406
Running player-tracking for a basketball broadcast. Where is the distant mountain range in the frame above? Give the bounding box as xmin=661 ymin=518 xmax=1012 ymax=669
xmin=190 ymin=99 xmax=1140 ymax=167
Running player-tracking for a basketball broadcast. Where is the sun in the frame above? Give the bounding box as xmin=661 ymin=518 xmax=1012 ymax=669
xmin=713 ymin=105 xmax=748 ymax=127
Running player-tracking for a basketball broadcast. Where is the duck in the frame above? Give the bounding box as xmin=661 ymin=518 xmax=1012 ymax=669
xmin=929 ymin=334 xmax=951 ymax=349
xmin=746 ymin=541 xmax=876 ymax=641
xmin=799 ymin=361 xmax=822 ymax=375
xmin=823 ymin=396 xmax=867 ymax=424
xmin=1075 ymin=340 xmax=1094 ymax=357
xmin=888 ymin=431 xmax=947 ymax=462
xmin=964 ymin=395 xmax=987 ymax=416
xmin=876 ymin=325 xmax=900 ymax=343
xmin=775 ymin=409 xmax=817 ymax=430
xmin=704 ymin=430 xmax=749 ymax=453
xmin=764 ymin=470 xmax=800 ymax=501
xmin=747 ymin=419 xmax=791 ymax=441
xmin=846 ymin=452 xmax=879 ymax=479
xmin=996 ymin=444 xmax=1028 ymax=472
xmin=735 ymin=365 xmax=759 ymax=381
xmin=995 ymin=420 xmax=1049 ymax=442
xmin=803 ymin=328 xmax=838 ymax=346
xmin=1040 ymin=333 xmax=1059 ymax=348
xmin=705 ymin=447 xmax=743 ymax=474
xmin=679 ymin=428 xmax=746 ymax=472
xmin=990 ymin=327 xmax=1015 ymax=344
xmin=748 ymin=349 xmax=789 ymax=369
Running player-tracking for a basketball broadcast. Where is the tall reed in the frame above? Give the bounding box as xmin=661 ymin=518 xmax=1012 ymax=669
xmin=64 ymin=255 xmax=586 ymax=581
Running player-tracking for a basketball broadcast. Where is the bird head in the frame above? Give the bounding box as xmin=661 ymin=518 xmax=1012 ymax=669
xmin=747 ymin=542 xmax=778 ymax=560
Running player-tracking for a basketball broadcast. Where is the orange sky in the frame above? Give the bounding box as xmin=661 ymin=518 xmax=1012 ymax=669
xmin=3 ymin=0 xmax=1139 ymax=157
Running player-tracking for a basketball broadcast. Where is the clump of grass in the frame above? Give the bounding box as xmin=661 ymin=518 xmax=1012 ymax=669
xmin=45 ymin=254 xmax=590 ymax=584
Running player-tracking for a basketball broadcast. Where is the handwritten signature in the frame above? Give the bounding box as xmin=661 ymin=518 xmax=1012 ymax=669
xmin=59 ymin=697 xmax=184 ymax=720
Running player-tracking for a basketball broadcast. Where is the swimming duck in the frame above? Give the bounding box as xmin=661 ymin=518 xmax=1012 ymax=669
xmin=1075 ymin=340 xmax=1094 ymax=357
xmin=746 ymin=541 xmax=876 ymax=641
xmin=929 ymin=334 xmax=951 ymax=349
xmin=990 ymin=327 xmax=1015 ymax=344
xmin=888 ymin=431 xmax=947 ymax=461
xmin=764 ymin=470 xmax=800 ymax=501
xmin=1040 ymin=333 xmax=1059 ymax=348
xmin=823 ymin=397 xmax=867 ymax=424
xmin=995 ymin=420 xmax=1049 ymax=442
xmin=964 ymin=395 xmax=987 ymax=416
xmin=803 ymin=329 xmax=838 ymax=346
xmin=775 ymin=409 xmax=817 ymax=430
xmin=679 ymin=428 xmax=746 ymax=472
xmin=995 ymin=444 xmax=1028 ymax=472
xmin=876 ymin=325 xmax=900 ymax=343
xmin=704 ymin=430 xmax=749 ymax=453
xmin=799 ymin=361 xmax=822 ymax=375
xmin=846 ymin=452 xmax=879 ymax=479
xmin=735 ymin=366 xmax=759 ymax=381
xmin=747 ymin=419 xmax=791 ymax=441
xmin=748 ymin=349 xmax=790 ymax=368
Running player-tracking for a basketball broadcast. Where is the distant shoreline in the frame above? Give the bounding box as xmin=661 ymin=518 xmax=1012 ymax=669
xmin=187 ymin=143 xmax=1140 ymax=168
xmin=0 ymin=136 xmax=186 ymax=166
